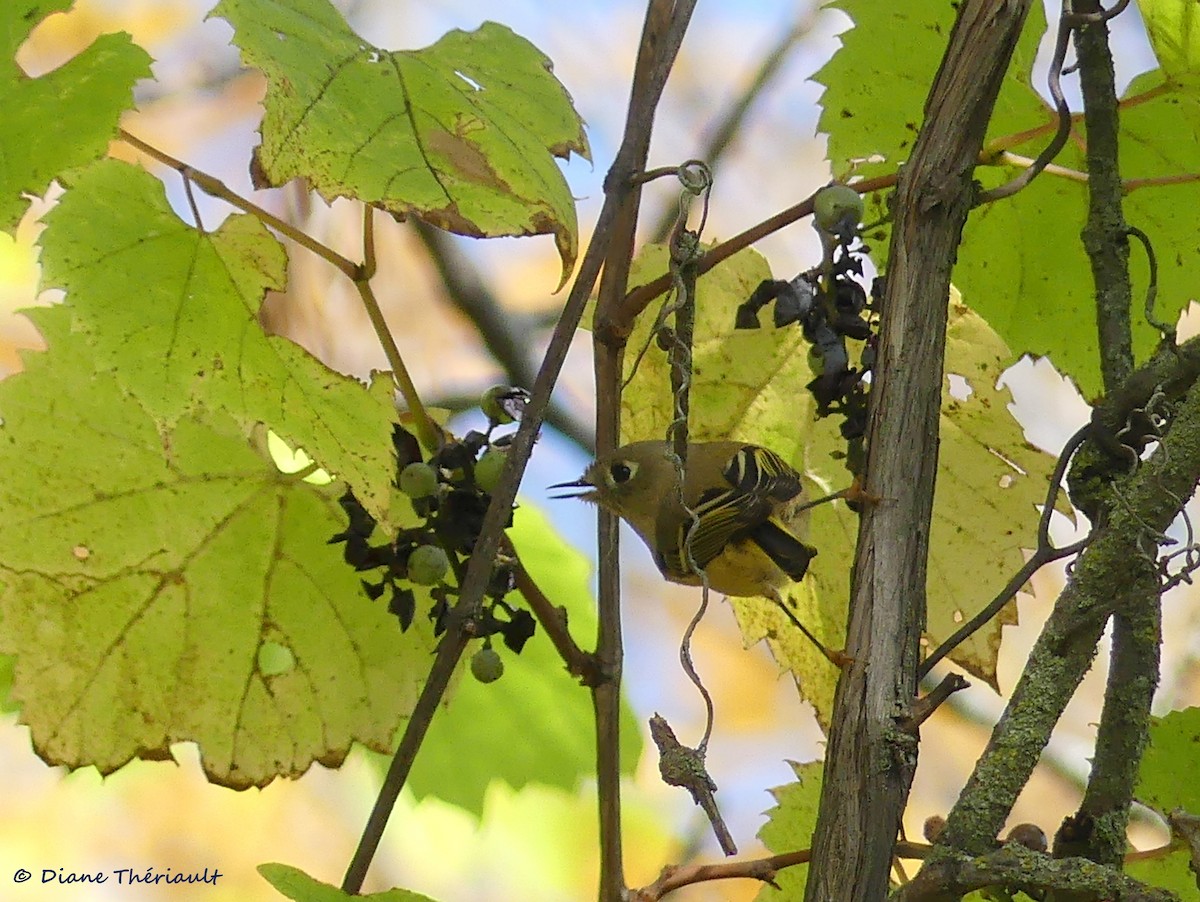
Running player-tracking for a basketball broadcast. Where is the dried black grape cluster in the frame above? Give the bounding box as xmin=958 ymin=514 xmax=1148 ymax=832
xmin=734 ymin=184 xmax=880 ymax=476
xmin=329 ymin=387 xmax=535 ymax=662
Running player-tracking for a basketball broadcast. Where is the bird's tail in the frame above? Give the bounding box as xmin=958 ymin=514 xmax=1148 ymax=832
xmin=749 ymin=518 xmax=818 ymax=581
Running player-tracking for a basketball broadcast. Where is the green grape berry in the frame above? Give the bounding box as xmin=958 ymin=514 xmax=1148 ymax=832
xmin=481 ymin=384 xmax=529 ymax=424
xmin=806 ymin=345 xmax=825 ymax=378
xmin=399 ymin=462 xmax=439 ymax=499
xmin=407 ymin=544 xmax=450 ymax=585
xmin=474 ymin=447 xmax=508 ymax=493
xmin=470 ymin=646 xmax=504 ymax=683
xmin=813 ymin=183 xmax=864 ymax=235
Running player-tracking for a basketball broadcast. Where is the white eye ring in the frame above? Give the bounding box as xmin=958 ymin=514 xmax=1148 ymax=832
xmin=607 ymin=460 xmax=638 ymax=487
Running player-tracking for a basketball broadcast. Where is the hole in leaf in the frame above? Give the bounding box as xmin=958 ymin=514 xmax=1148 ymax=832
xmin=455 ymin=70 xmax=482 ymax=91
xmin=266 ymin=430 xmax=334 ymax=485
xmin=947 ymin=373 xmax=973 ymax=401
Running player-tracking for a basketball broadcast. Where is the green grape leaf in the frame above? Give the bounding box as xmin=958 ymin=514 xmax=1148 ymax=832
xmin=213 ymin=0 xmax=588 ymax=287
xmin=259 ymin=863 xmax=438 ymax=901
xmin=755 ymin=761 xmax=823 ymax=901
xmin=0 ymin=1 xmax=151 ymax=232
xmin=38 ymin=159 xmax=398 ymax=523
xmin=956 ymin=75 xmax=1196 ymax=399
xmin=816 ymin=0 xmax=1047 ymax=186
xmin=618 ymin=246 xmax=1053 ymax=722
xmin=1125 ymin=844 xmax=1200 ymax=899
xmin=407 ymin=504 xmax=641 ymax=815
xmin=1139 ymin=0 xmax=1200 ymax=88
xmin=1117 ymin=68 xmax=1200 ymax=340
xmin=0 ymin=308 xmax=437 ymax=787
xmin=1137 ymin=707 xmax=1200 ymax=814
xmin=817 ymin=1 xmax=1200 ymax=395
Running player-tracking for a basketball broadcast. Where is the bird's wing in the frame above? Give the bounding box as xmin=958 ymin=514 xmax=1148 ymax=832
xmin=659 ymin=486 xmax=767 ymax=577
xmin=659 ymin=445 xmax=806 ymax=581
xmin=722 ymin=445 xmax=803 ymax=502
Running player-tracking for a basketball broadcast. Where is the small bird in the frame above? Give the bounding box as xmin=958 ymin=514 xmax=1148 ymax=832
xmin=552 ymin=440 xmax=841 ymax=662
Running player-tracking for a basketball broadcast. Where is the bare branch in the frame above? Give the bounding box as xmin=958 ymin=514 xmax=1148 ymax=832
xmin=589 ymin=2 xmax=701 ymax=897
xmin=898 ymin=844 xmax=1177 ymax=902
xmin=806 ymin=3 xmax=1035 ymax=899
xmin=937 ymin=374 xmax=1200 ymax=858
xmin=339 ymin=0 xmax=702 ymax=882
xmin=1054 ymin=0 xmax=1158 ymax=869
xmin=899 ymin=673 xmax=970 ymax=733
xmin=510 ymin=555 xmax=601 ymax=685
xmin=410 ymin=221 xmax=595 ymax=451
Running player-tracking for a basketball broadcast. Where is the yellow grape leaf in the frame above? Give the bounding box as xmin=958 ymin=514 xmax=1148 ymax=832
xmin=619 ymin=245 xmax=1054 ymax=725
xmin=0 ymin=308 xmax=436 ymax=786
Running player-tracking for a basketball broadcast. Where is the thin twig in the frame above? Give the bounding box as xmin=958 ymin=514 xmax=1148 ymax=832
xmin=119 ymin=129 xmax=357 ymax=279
xmin=899 ymin=673 xmax=970 ymax=732
xmin=975 ymin=0 xmax=1074 ymax=203
xmin=918 ymin=422 xmax=1094 ymax=678
xmin=1123 ymin=172 xmax=1200 ymax=193
xmin=510 ymin=555 xmax=601 ymax=685
xmin=648 ymin=12 xmax=813 ymax=243
xmin=337 ymin=4 xmax=693 ymax=878
xmin=629 ymin=840 xmax=931 ymax=901
xmin=589 ymin=1 xmax=700 ymax=897
xmin=341 ymin=630 xmax=471 ymax=893
xmin=181 ymin=173 xmax=204 ymax=230
xmin=989 ymin=150 xmax=1089 ymax=183
xmin=648 ymin=715 xmax=736 ymax=856
xmin=350 ymin=277 xmax=439 ymax=451
xmin=120 ymin=128 xmax=441 ymax=451
xmin=363 ymin=204 xmax=377 ymax=279
xmin=615 ymin=173 xmax=896 ymax=337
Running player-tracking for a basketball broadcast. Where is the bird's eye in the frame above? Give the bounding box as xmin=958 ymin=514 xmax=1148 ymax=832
xmin=609 ymin=461 xmax=635 ymax=484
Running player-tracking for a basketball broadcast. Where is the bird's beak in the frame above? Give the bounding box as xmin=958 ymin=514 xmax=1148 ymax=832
xmin=547 ymin=476 xmax=595 ymax=500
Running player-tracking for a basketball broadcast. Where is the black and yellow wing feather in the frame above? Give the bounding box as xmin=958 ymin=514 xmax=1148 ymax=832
xmin=658 ymin=445 xmax=815 ymax=581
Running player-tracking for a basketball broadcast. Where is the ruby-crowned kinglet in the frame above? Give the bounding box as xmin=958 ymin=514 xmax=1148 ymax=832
xmin=552 ymin=441 xmax=830 ymax=642
xmin=552 ymin=441 xmax=844 ymax=660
